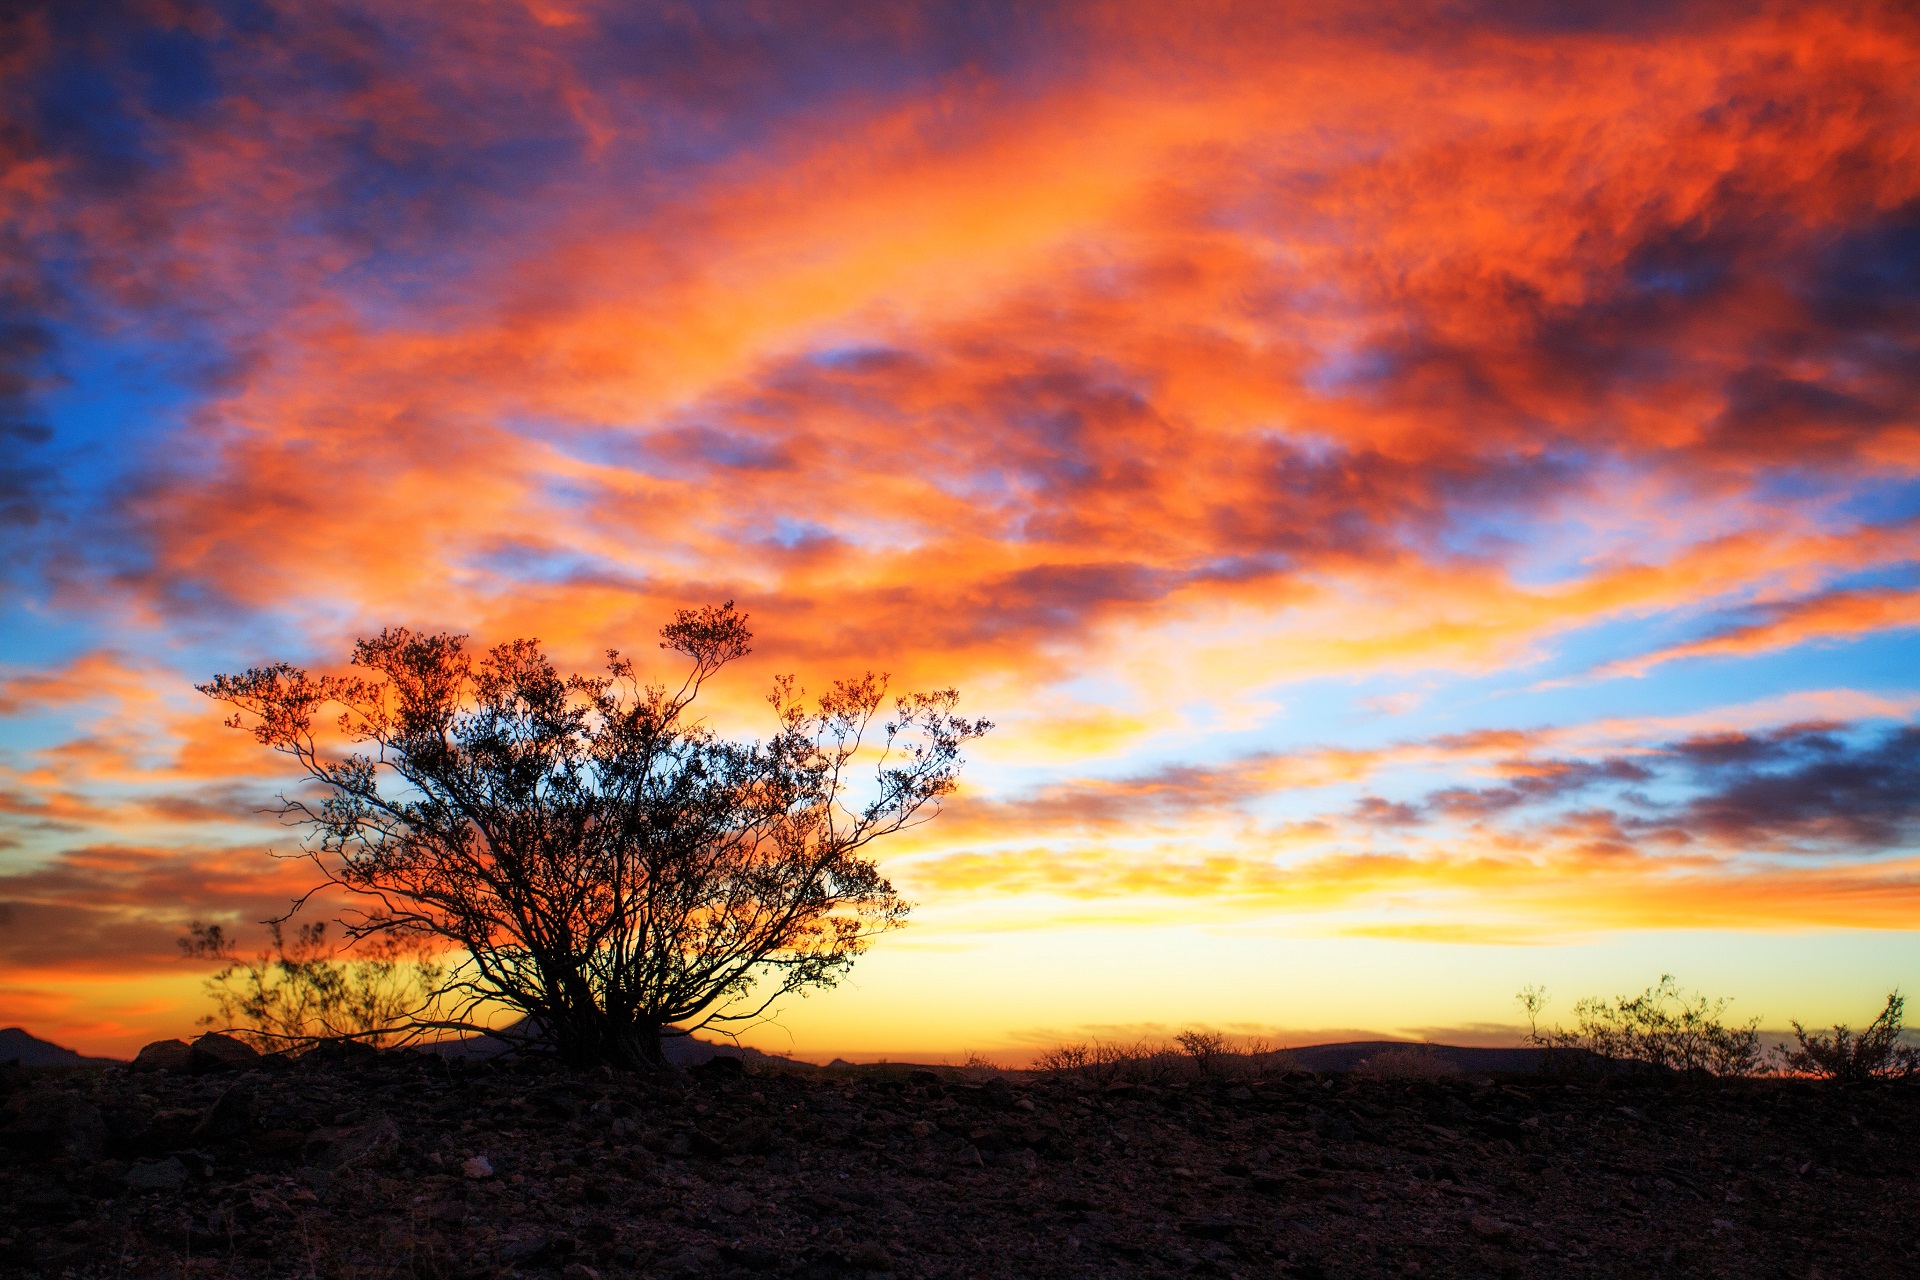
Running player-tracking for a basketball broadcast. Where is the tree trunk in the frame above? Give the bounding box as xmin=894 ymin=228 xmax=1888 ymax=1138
xmin=613 ymin=1020 xmax=669 ymax=1073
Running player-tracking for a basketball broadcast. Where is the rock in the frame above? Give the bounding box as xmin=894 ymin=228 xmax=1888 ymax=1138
xmin=304 ymin=1115 xmax=400 ymax=1171
xmin=846 ymin=1241 xmax=893 ymax=1270
xmin=561 ymin=1265 xmax=601 ymax=1280
xmin=124 ymin=1157 xmax=189 ymax=1191
xmin=690 ymin=1054 xmax=745 ymax=1083
xmin=1180 ymin=1218 xmax=1240 ymax=1241
xmin=663 ymin=1243 xmax=722 ymax=1274
xmin=133 ymin=1039 xmax=193 ymax=1072
xmin=0 ymin=1089 xmax=106 ymax=1162
xmin=720 ymin=1242 xmax=783 ymax=1270
xmin=724 ymin=1115 xmax=776 ymax=1154
xmin=188 ymin=1033 xmax=259 ymax=1074
xmin=1469 ymin=1214 xmax=1515 ymax=1242
xmin=997 ymin=1147 xmax=1038 ymax=1173
xmin=303 ymin=1038 xmax=379 ymax=1065
xmin=189 ymin=1085 xmax=252 ymax=1144
xmin=716 ymin=1188 xmax=756 ymax=1215
xmin=495 ymin=1231 xmax=553 ymax=1264
xmin=463 ymin=1154 xmax=495 ymax=1179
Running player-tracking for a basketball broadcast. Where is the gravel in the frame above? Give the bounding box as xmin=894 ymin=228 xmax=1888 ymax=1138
xmin=1 ymin=1050 xmax=1914 ymax=1278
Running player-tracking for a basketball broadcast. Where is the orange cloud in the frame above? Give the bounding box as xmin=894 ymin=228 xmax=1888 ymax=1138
xmin=4 ymin=0 xmax=1920 ymax=1046
xmin=1596 ymin=586 xmax=1920 ymax=679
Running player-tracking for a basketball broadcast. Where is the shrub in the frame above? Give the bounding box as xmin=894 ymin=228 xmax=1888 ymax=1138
xmin=1519 ymin=975 xmax=1763 ymax=1076
xmin=1174 ymin=1028 xmax=1227 ymax=1076
xmin=1032 ymin=1033 xmax=1288 ymax=1084
xmin=181 ymin=920 xmax=444 ymax=1051
xmin=1778 ymin=991 xmax=1919 ymax=1081
xmin=1032 ymin=1043 xmax=1091 ymax=1072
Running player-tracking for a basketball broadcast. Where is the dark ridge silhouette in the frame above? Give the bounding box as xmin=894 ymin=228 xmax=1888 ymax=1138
xmin=0 ymin=1027 xmax=114 ymax=1067
xmin=1280 ymin=1040 xmax=1545 ymax=1074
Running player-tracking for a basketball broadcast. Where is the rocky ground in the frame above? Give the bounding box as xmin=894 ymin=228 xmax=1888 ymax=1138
xmin=2 ymin=1040 xmax=1915 ymax=1279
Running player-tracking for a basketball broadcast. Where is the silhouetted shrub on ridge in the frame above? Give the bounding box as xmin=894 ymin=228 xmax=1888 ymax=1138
xmin=1519 ymin=975 xmax=1763 ymax=1076
xmin=180 ymin=919 xmax=443 ymax=1052
xmin=1033 ymin=1032 xmax=1289 ymax=1083
xmin=1779 ymin=991 xmax=1918 ymax=1081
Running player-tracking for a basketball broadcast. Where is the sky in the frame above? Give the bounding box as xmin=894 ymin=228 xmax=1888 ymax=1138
xmin=1 ymin=0 xmax=1918 ymax=1062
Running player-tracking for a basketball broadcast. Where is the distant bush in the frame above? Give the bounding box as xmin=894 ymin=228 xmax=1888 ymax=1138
xmin=1519 ymin=975 xmax=1763 ymax=1077
xmin=182 ymin=920 xmax=444 ymax=1052
xmin=1033 ymin=1032 xmax=1289 ymax=1084
xmin=1354 ymin=1045 xmax=1461 ymax=1081
xmin=1174 ymin=1028 xmax=1227 ymax=1075
xmin=1778 ymin=992 xmax=1919 ymax=1081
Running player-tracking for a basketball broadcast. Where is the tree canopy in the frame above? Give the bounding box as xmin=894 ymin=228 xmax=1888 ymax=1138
xmin=198 ymin=602 xmax=989 ymax=1069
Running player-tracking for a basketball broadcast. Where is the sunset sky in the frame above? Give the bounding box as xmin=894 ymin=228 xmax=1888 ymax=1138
xmin=3 ymin=0 xmax=1918 ymax=1061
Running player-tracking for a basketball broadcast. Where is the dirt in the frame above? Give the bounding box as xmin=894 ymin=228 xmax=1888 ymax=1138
xmin=1 ymin=1048 xmax=1914 ymax=1279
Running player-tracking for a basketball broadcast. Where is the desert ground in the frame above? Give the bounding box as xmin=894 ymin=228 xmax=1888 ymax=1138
xmin=2 ymin=1036 xmax=1914 ymax=1279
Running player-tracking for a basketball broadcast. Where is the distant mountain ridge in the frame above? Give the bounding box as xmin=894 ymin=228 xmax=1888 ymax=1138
xmin=1279 ymin=1040 xmax=1544 ymax=1073
xmin=0 ymin=1027 xmax=117 ymax=1067
xmin=2 ymin=1026 xmax=1543 ymax=1073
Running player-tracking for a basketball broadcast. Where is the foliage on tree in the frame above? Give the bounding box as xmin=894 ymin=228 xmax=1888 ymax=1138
xmin=1519 ymin=975 xmax=1763 ymax=1076
xmin=1778 ymin=991 xmax=1918 ymax=1081
xmin=180 ymin=919 xmax=444 ymax=1051
xmin=197 ymin=602 xmax=989 ymax=1070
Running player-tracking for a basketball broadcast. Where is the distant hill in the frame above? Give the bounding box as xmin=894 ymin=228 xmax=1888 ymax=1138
xmin=1278 ymin=1040 xmax=1544 ymax=1074
xmin=0 ymin=1027 xmax=116 ymax=1067
xmin=0 ymin=1024 xmax=1551 ymax=1075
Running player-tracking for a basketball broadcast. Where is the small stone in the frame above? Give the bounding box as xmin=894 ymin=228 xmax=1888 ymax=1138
xmin=1469 ymin=1214 xmax=1515 ymax=1242
xmin=561 ymin=1266 xmax=600 ymax=1280
xmin=463 ymin=1155 xmax=495 ymax=1179
xmin=124 ymin=1157 xmax=189 ymax=1191
xmin=716 ymin=1188 xmax=756 ymax=1215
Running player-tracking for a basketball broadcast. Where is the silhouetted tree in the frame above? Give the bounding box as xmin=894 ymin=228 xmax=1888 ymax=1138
xmin=199 ymin=603 xmax=989 ymax=1070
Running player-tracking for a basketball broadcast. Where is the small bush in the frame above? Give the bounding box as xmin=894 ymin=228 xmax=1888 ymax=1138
xmin=1778 ymin=991 xmax=1919 ymax=1081
xmin=1033 ymin=1043 xmax=1091 ymax=1072
xmin=1355 ymin=1045 xmax=1460 ymax=1081
xmin=182 ymin=920 xmax=445 ymax=1051
xmin=1174 ymin=1028 xmax=1227 ymax=1075
xmin=1032 ymin=1033 xmax=1289 ymax=1084
xmin=1519 ymin=975 xmax=1763 ymax=1077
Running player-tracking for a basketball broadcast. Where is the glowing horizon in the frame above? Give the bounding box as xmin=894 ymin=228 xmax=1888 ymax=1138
xmin=2 ymin=0 xmax=1918 ymax=1061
